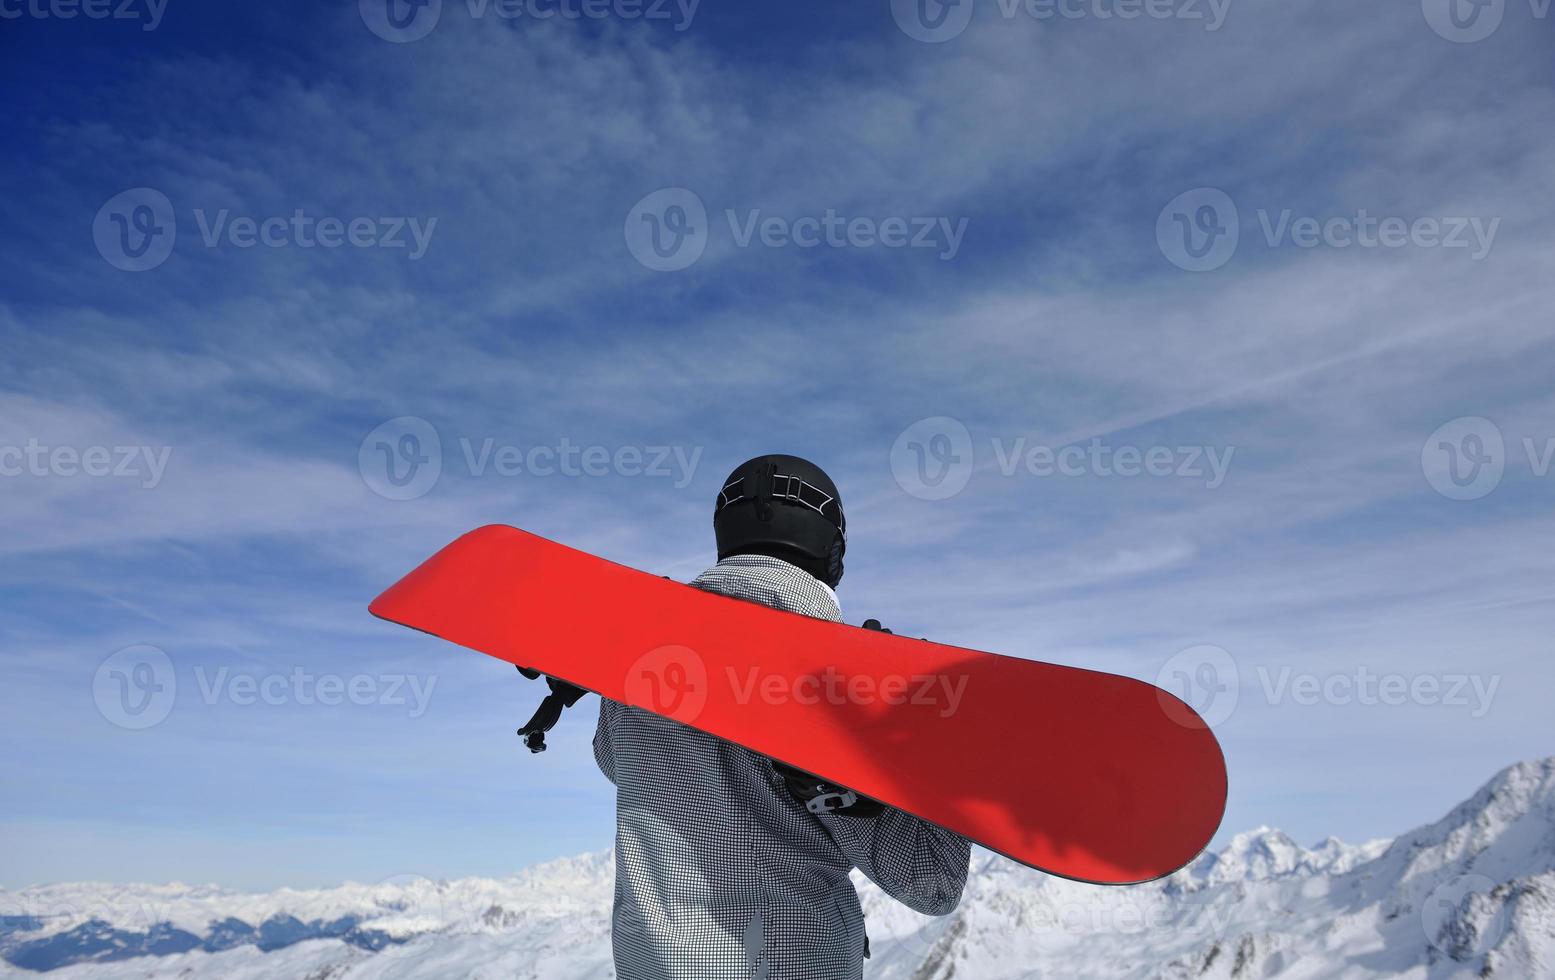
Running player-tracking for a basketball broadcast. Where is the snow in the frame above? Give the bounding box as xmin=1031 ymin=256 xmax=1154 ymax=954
xmin=2 ymin=759 xmax=1552 ymax=979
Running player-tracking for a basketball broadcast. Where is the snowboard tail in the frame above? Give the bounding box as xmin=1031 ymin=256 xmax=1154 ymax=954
xmin=370 ymin=525 xmax=1227 ymax=885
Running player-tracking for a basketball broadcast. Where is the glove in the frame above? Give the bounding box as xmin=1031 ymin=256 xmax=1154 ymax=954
xmin=515 ymin=664 xmax=586 ymax=705
xmin=515 ymin=667 xmax=588 ymax=753
xmin=544 ymin=674 xmax=587 ymax=706
xmin=771 ymin=760 xmax=884 ymax=818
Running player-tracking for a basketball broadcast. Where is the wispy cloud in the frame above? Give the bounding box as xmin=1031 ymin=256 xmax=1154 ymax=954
xmin=3 ymin=0 xmax=1552 ymax=887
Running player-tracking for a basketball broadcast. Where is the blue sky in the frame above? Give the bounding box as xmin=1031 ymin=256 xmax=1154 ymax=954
xmin=3 ymin=0 xmax=1553 ymax=889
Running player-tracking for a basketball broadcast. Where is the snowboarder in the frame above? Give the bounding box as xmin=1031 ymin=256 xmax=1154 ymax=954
xmin=590 ymin=454 xmax=971 ymax=980
xmin=378 ymin=459 xmax=1225 ymax=901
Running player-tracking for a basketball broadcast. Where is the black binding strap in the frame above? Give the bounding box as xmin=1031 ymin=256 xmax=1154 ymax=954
xmin=515 ymin=668 xmax=587 ymax=753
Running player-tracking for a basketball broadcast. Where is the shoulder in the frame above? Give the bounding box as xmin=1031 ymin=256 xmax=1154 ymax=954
xmin=691 ymin=555 xmax=842 ymax=622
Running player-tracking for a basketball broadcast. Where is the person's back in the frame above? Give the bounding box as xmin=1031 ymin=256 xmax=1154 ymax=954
xmin=592 ymin=455 xmax=971 ymax=980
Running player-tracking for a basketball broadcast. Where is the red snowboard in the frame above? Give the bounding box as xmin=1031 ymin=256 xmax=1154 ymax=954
xmin=370 ymin=525 xmax=1226 ymax=884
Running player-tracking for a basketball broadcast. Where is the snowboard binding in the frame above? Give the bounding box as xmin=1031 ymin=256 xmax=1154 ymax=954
xmin=515 ymin=666 xmax=587 ymax=753
xmin=772 ymin=759 xmax=885 ymax=818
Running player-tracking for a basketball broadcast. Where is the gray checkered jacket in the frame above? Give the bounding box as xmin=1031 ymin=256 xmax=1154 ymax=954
xmin=593 ymin=554 xmax=970 ymax=980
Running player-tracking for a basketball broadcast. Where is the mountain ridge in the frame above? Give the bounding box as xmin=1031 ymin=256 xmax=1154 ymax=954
xmin=2 ymin=759 xmax=1550 ymax=978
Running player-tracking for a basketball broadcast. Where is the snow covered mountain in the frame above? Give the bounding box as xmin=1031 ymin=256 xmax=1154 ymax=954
xmin=3 ymin=758 xmax=1551 ymax=979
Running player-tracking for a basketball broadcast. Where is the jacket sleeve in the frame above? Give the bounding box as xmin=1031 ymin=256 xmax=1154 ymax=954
xmin=820 ymin=807 xmax=970 ymax=916
xmin=593 ymin=697 xmax=620 ymax=787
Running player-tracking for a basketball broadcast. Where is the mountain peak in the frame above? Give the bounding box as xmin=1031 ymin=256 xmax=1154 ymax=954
xmin=4 ymin=759 xmax=1553 ymax=979
xmin=1379 ymin=756 xmax=1555 ymax=890
xmin=1189 ymin=825 xmax=1341 ymax=885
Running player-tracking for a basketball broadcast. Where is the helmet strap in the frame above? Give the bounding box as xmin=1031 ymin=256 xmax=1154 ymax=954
xmin=750 ymin=461 xmax=775 ymax=522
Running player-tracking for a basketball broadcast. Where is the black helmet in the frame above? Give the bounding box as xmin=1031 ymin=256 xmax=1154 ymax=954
xmin=713 ymin=454 xmax=846 ymax=587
